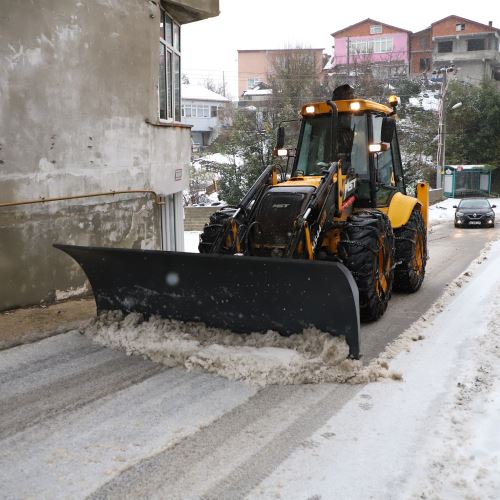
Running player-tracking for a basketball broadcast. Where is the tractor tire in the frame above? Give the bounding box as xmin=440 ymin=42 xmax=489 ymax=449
xmin=198 ymin=207 xmax=238 ymax=253
xmin=393 ymin=208 xmax=427 ymax=293
xmin=338 ymin=211 xmax=395 ymax=322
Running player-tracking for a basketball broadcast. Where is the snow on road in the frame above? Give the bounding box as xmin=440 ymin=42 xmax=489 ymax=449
xmin=85 ymin=315 xmax=402 ymax=385
xmin=251 ymin=239 xmax=500 ymax=499
xmin=78 ymin=198 xmax=500 ymax=497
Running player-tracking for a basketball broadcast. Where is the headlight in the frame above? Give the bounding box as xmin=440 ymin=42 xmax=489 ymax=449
xmin=487 ymin=211 xmax=495 ymax=217
xmin=456 ymin=212 xmax=464 ymax=217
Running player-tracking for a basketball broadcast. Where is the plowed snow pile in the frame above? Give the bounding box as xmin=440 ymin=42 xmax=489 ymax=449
xmin=84 ymin=316 xmax=399 ymax=385
xmin=83 ymin=243 xmax=493 ymax=386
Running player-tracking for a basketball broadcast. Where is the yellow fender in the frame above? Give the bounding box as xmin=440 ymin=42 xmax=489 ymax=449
xmin=387 ymin=192 xmax=421 ymax=229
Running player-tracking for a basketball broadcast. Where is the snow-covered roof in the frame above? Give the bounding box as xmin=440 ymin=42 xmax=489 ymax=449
xmin=182 ymin=84 xmax=229 ymax=102
xmin=242 ymin=82 xmax=273 ymax=97
xmin=193 ymin=153 xmax=244 ymax=168
xmin=243 ymin=88 xmax=273 ymax=96
xmin=445 ymin=164 xmax=495 ymax=171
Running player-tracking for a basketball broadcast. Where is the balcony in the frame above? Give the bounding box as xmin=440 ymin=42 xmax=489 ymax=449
xmin=434 ymin=49 xmax=500 ymax=63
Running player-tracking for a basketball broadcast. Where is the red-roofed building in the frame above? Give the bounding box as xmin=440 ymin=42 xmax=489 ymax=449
xmin=425 ymin=16 xmax=500 ymax=85
xmin=328 ymin=18 xmax=411 ymax=80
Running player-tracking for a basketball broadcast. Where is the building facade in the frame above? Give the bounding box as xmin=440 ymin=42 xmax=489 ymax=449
xmin=427 ymin=16 xmax=500 ymax=86
xmin=409 ymin=28 xmax=433 ymax=75
xmin=331 ymin=16 xmax=500 ymax=87
xmin=329 ymin=19 xmax=411 ymax=80
xmin=237 ymin=48 xmax=325 ymax=98
xmin=0 ymin=0 xmax=219 ymax=310
xmin=181 ymin=84 xmax=230 ymax=150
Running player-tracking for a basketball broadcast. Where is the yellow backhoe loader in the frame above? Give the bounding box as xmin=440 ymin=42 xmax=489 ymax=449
xmin=56 ymin=85 xmax=428 ymax=359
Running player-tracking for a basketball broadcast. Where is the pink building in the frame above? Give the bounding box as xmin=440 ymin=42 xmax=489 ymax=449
xmin=330 ymin=18 xmax=411 ymax=79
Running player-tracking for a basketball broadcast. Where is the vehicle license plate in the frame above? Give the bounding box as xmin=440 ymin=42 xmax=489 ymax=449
xmin=470 ymin=221 xmax=481 ymax=225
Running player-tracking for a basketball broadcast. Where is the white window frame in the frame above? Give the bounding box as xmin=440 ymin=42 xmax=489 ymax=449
xmin=350 ymin=37 xmax=393 ymax=55
xmin=247 ymin=77 xmax=260 ymax=89
xmin=159 ymin=4 xmax=181 ymax=122
xmin=370 ymin=25 xmax=382 ymax=34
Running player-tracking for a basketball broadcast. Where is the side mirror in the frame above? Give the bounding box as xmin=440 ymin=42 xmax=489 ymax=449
xmin=276 ymin=126 xmax=285 ymax=149
xmin=452 ymin=205 xmax=457 ymax=208
xmin=381 ymin=117 xmax=396 ymax=144
xmin=492 ymin=205 xmax=497 ymax=208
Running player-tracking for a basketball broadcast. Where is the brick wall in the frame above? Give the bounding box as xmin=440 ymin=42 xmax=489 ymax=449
xmin=432 ymin=17 xmax=496 ymax=37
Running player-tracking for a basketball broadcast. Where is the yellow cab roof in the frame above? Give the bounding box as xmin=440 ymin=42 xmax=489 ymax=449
xmin=300 ymin=99 xmax=393 ymax=116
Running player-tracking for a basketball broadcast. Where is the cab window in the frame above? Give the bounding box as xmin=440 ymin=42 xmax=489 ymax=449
xmin=338 ymin=114 xmax=369 ymax=177
xmin=295 ymin=115 xmax=332 ymax=176
xmin=372 ymin=114 xmax=405 ymax=194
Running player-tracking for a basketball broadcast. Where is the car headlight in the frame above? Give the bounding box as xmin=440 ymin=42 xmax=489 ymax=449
xmin=456 ymin=212 xmax=464 ymax=217
xmin=487 ymin=211 xmax=495 ymax=217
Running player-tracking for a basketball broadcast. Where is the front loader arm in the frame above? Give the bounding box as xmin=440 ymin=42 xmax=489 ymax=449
xmin=211 ymin=164 xmax=276 ymax=254
xmin=284 ymin=162 xmax=340 ymax=259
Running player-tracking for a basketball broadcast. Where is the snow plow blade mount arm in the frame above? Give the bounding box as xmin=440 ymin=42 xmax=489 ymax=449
xmin=54 ymin=244 xmax=361 ymax=359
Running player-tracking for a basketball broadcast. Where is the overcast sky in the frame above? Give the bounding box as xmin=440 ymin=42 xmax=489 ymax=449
xmin=181 ymin=0 xmax=498 ymax=98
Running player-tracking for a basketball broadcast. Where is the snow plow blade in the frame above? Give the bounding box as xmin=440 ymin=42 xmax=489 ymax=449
xmin=54 ymin=244 xmax=361 ymax=358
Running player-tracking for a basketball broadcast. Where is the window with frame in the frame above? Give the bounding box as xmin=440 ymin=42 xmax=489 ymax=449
xmin=182 ymin=103 xmax=211 ymax=118
xmin=420 ymin=35 xmax=429 ymax=49
xmin=159 ymin=4 xmax=181 ymax=121
xmin=370 ymin=25 xmax=382 ymax=34
xmin=437 ymin=41 xmax=453 ymax=53
xmin=419 ymin=58 xmax=431 ymax=71
xmin=467 ymin=38 xmax=485 ymax=51
xmin=247 ymin=77 xmax=260 ymax=89
xmin=349 ymin=37 xmax=393 ymax=54
xmin=456 ymin=23 xmax=465 ymax=31
xmin=210 ymin=106 xmax=218 ymax=118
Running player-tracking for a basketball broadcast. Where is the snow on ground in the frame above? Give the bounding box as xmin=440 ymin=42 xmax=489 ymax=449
xmin=251 ymin=239 xmax=500 ymax=499
xmin=409 ymin=92 xmax=440 ymax=111
xmin=184 ymin=231 xmax=201 ymax=253
xmin=85 ymin=316 xmax=400 ymax=386
xmin=81 ymin=198 xmax=500 ymax=495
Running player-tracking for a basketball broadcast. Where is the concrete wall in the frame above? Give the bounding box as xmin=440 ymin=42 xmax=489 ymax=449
xmin=429 ymin=188 xmax=444 ymax=204
xmin=431 ymin=17 xmax=500 ymax=87
xmin=0 ymin=0 xmax=218 ymax=310
xmin=0 ymin=197 xmax=159 ymax=308
xmin=184 ymin=206 xmax=218 ymax=231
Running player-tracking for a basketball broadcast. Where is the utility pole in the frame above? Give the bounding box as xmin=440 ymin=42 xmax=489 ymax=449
xmin=346 ymin=36 xmax=350 ymax=83
xmin=434 ymin=65 xmax=457 ymax=189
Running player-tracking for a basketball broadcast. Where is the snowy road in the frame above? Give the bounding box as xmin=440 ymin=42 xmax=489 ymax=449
xmin=1 ymin=212 xmax=499 ymax=498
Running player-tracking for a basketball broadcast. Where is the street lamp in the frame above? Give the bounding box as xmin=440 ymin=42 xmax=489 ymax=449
xmin=434 ymin=65 xmax=458 ymax=189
